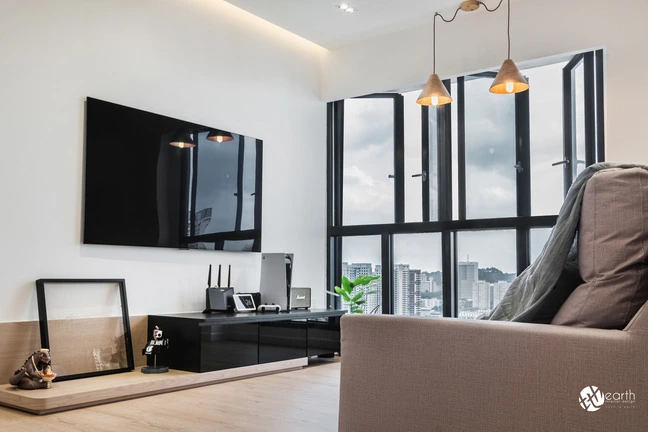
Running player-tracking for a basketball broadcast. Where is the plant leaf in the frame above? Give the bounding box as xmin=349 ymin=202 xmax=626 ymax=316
xmin=353 ymin=275 xmax=381 ymax=287
xmin=334 ymin=286 xmax=343 ymax=295
xmin=352 ymin=308 xmax=363 ymax=314
xmin=355 ymin=300 xmax=366 ymax=305
xmin=339 ymin=291 xmax=351 ymax=302
xmin=365 ymin=291 xmax=376 ymax=295
xmin=341 ymin=276 xmax=352 ymax=292
xmin=351 ymin=292 xmax=363 ymax=302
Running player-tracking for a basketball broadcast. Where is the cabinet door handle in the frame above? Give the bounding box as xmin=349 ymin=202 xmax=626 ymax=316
xmin=551 ymin=159 xmax=570 ymax=166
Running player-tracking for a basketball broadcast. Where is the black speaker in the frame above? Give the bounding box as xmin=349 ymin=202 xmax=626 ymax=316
xmin=290 ymin=287 xmax=311 ymax=310
xmin=203 ymin=287 xmax=234 ymax=313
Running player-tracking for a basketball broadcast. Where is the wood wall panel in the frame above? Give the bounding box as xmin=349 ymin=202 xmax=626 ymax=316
xmin=0 ymin=316 xmax=147 ymax=385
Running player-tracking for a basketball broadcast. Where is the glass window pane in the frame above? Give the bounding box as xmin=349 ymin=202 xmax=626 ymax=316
xmin=573 ymin=61 xmax=586 ymax=177
xmin=428 ymin=103 xmax=440 ymax=222
xmin=457 ymin=230 xmax=517 ymax=319
xmin=524 ymin=61 xmax=568 ymax=216
xmin=530 ymin=227 xmax=552 ymax=263
xmin=464 ymin=76 xmax=517 ymax=219
xmin=343 ymin=98 xmax=394 ymax=225
xmin=393 ymin=233 xmax=443 ymax=317
xmin=403 ymin=90 xmax=423 ymax=222
xmin=451 ymin=82 xmax=459 ymax=220
xmin=341 ymin=236 xmax=382 ymax=314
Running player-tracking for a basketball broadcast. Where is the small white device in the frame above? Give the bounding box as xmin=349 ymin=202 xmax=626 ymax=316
xmin=233 ymin=293 xmax=256 ymax=312
xmin=257 ymin=304 xmax=281 ymax=313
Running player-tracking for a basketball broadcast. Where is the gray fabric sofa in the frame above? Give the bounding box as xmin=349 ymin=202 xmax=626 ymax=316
xmin=339 ymin=168 xmax=648 ymax=431
xmin=339 ymin=306 xmax=648 ymax=431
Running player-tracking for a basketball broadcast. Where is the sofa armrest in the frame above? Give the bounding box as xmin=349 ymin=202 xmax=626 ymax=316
xmin=339 ymin=315 xmax=647 ymax=432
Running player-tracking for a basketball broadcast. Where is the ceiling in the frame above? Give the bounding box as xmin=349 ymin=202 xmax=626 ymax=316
xmin=224 ymin=0 xmax=470 ymax=48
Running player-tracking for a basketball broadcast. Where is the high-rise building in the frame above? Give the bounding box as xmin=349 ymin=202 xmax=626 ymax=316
xmin=341 ymin=262 xmax=379 ymax=313
xmin=458 ymin=261 xmax=478 ymax=300
xmin=492 ymin=281 xmax=510 ymax=309
xmin=342 ymin=262 xmax=372 ymax=281
xmin=408 ymin=269 xmax=422 ymax=316
xmin=393 ymin=264 xmax=410 ymax=316
xmin=365 ymin=264 xmax=382 ymax=314
xmin=472 ymin=280 xmax=490 ymax=309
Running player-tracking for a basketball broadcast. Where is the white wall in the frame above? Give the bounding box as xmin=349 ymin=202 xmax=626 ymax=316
xmin=0 ymin=0 xmax=327 ymax=322
xmin=321 ymin=0 xmax=648 ymax=163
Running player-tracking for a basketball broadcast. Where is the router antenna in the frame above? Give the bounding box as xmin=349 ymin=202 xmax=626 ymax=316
xmin=217 ymin=265 xmax=222 ymax=287
xmin=207 ymin=264 xmax=212 ymax=287
xmin=227 ymin=265 xmax=231 ymax=287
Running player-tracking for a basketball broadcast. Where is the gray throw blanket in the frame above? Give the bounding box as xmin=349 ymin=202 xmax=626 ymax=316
xmin=486 ymin=162 xmax=648 ymax=322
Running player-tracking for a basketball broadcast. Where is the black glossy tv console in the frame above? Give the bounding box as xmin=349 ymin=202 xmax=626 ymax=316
xmin=147 ymin=309 xmax=345 ymax=373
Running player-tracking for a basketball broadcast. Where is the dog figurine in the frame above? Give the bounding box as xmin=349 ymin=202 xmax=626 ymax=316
xmin=9 ymin=349 xmax=55 ymax=390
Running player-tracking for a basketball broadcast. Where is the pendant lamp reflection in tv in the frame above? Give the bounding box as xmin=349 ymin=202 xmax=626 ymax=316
xmin=206 ymin=130 xmax=234 ymax=143
xmin=169 ymin=130 xmax=196 ymax=148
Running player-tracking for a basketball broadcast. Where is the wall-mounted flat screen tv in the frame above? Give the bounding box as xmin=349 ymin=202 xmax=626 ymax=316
xmin=83 ymin=97 xmax=262 ymax=252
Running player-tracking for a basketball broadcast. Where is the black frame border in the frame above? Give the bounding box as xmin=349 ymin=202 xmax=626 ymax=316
xmin=36 ymin=278 xmax=135 ymax=381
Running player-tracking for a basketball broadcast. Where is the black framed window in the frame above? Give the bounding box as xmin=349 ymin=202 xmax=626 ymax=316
xmin=327 ymin=50 xmax=604 ymax=318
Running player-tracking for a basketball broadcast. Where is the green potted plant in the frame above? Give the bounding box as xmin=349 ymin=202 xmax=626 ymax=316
xmin=335 ymin=275 xmax=381 ymax=314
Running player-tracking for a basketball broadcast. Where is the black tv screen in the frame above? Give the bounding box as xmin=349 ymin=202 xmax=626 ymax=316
xmin=83 ymin=97 xmax=262 ymax=252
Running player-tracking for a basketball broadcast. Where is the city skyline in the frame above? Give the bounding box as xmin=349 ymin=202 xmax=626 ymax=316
xmin=342 ymin=259 xmax=513 ymax=319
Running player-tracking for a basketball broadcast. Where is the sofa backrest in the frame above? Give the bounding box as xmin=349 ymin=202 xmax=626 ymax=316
xmin=552 ymin=167 xmax=648 ymax=329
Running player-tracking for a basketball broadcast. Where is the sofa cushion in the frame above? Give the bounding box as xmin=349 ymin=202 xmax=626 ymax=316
xmin=530 ymin=257 xmax=582 ymax=324
xmin=551 ymin=167 xmax=648 ymax=329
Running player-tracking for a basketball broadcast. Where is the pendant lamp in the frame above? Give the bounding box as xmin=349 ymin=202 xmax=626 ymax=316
xmin=489 ymin=0 xmax=529 ymax=94
xmin=417 ymin=12 xmax=452 ymax=106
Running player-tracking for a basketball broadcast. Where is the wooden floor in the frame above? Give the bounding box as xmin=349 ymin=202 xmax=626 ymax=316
xmin=0 ymin=358 xmax=340 ymax=432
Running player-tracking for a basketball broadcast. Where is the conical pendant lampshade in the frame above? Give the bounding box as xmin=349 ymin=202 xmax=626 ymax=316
xmin=207 ymin=130 xmax=234 ymax=143
xmin=490 ymin=58 xmax=529 ymax=94
xmin=417 ymin=73 xmax=452 ymax=106
xmin=169 ymin=130 xmax=196 ymax=148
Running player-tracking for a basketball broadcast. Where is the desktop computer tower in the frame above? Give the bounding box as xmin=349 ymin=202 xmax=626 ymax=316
xmin=259 ymin=253 xmax=293 ymax=309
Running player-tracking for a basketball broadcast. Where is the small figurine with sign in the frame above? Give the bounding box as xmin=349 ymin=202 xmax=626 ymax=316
xmin=141 ymin=326 xmax=169 ymax=374
xmin=9 ymin=349 xmax=56 ymax=390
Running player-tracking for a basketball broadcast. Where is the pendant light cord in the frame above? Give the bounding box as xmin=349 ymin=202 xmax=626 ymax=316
xmin=433 ymin=0 xmax=506 ymax=73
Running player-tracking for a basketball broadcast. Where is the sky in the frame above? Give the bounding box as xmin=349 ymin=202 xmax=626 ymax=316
xmin=341 ymin=57 xmax=580 ymax=273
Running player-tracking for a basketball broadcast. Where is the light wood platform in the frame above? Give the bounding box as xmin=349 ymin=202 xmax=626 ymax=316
xmin=0 ymin=358 xmax=307 ymax=415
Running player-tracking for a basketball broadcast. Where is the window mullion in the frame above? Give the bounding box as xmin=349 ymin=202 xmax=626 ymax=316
xmin=381 ymin=233 xmax=394 ymax=314
xmin=595 ymin=49 xmax=605 ymax=162
xmin=457 ymin=77 xmax=466 ymax=220
xmin=394 ymin=95 xmax=405 ymax=223
xmin=421 ymin=105 xmax=430 ymax=222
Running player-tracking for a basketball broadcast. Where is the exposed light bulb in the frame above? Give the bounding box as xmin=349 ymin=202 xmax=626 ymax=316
xmin=346 ymin=7 xmax=355 ymax=13
xmin=431 ymin=96 xmax=439 ymax=106
xmin=178 ymin=142 xmax=185 ymax=149
xmin=216 ymin=136 xmax=223 ymax=143
xmin=339 ymin=3 xmax=349 ymax=10
xmin=505 ymin=82 xmax=514 ymax=93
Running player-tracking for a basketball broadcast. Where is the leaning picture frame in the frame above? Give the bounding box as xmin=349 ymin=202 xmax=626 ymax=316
xmin=35 ymin=278 xmax=135 ymax=381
